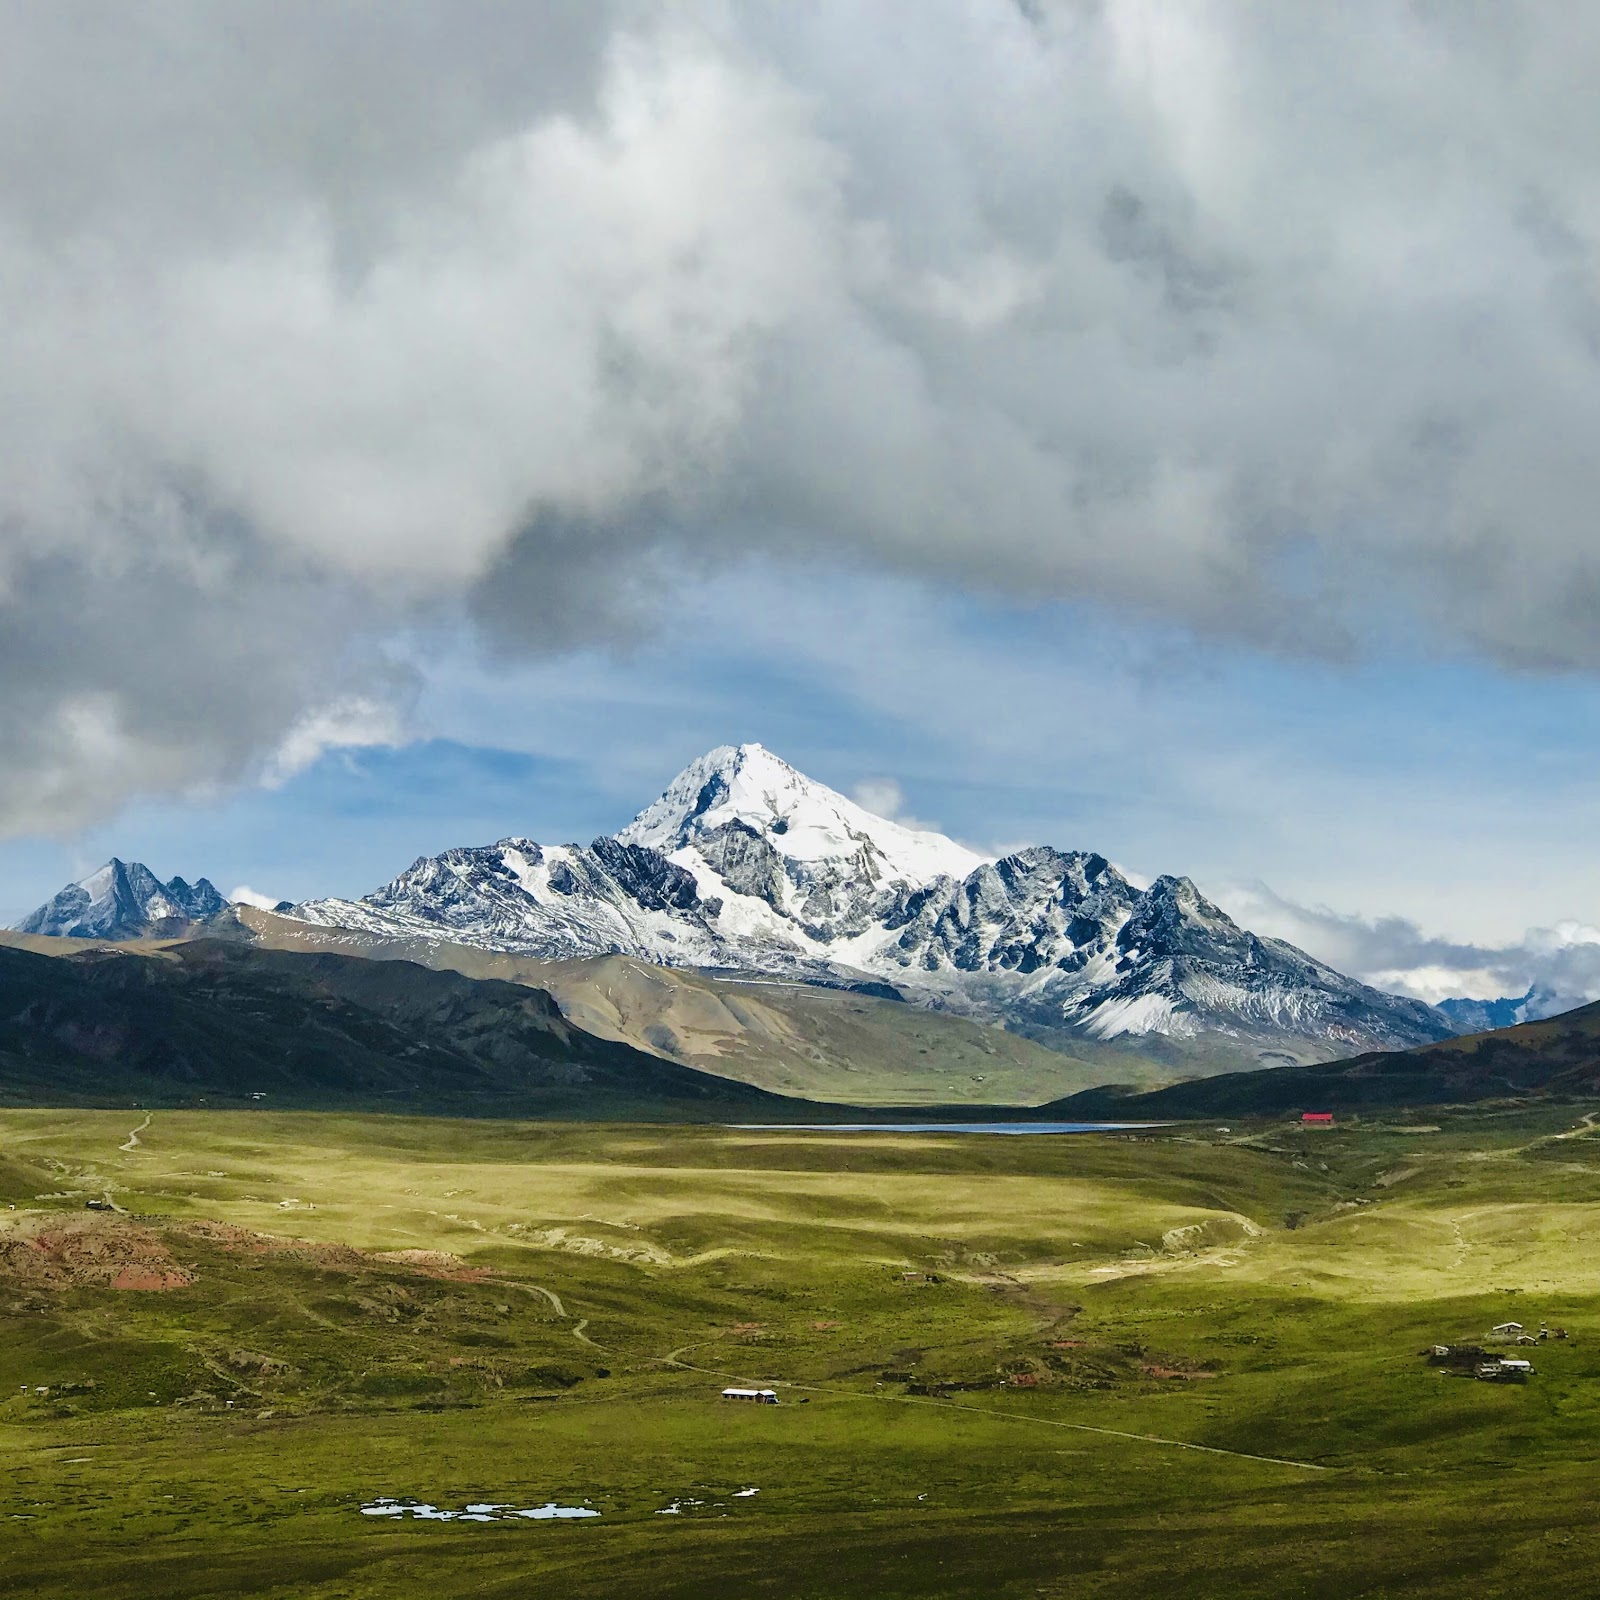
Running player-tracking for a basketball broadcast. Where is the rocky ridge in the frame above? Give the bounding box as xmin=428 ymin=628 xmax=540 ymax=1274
xmin=285 ymin=744 xmax=1452 ymax=1063
xmin=16 ymin=859 xmax=228 ymax=941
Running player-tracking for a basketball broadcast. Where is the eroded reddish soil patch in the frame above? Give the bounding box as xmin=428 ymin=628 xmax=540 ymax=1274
xmin=0 ymin=1213 xmax=492 ymax=1294
xmin=111 ymin=1266 xmax=194 ymax=1291
xmin=371 ymin=1248 xmax=492 ymax=1282
xmin=178 ymin=1219 xmax=368 ymax=1270
xmin=0 ymin=1216 xmax=194 ymax=1292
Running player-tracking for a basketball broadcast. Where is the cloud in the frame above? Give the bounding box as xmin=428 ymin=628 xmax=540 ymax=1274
xmin=1212 ymin=881 xmax=1600 ymax=1016
xmin=0 ymin=522 xmax=388 ymax=835
xmin=848 ymin=776 xmax=946 ymax=838
xmin=261 ymin=697 xmax=408 ymax=788
xmin=8 ymin=4 xmax=1600 ymax=830
xmin=228 ymin=885 xmax=283 ymax=911
xmin=850 ymin=777 xmax=907 ymax=819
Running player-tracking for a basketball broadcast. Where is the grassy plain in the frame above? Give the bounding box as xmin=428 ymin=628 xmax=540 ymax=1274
xmin=4 ymin=1105 xmax=1600 ymax=1597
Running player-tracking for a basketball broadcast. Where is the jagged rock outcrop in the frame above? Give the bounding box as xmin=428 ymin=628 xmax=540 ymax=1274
xmin=285 ymin=743 xmax=1452 ymax=1061
xmin=15 ymin=860 xmax=227 ymax=940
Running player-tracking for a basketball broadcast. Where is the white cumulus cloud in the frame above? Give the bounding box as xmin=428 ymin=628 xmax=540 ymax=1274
xmin=849 ymin=776 xmax=947 ymax=838
xmin=261 ymin=697 xmax=408 ymax=788
xmin=228 ymin=885 xmax=284 ymax=911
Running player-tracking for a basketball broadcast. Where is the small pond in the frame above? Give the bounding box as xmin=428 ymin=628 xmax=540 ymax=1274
xmin=727 ymin=1122 xmax=1168 ymax=1136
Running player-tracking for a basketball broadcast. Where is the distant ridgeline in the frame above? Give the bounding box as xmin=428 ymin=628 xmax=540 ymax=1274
xmin=1052 ymin=997 xmax=1600 ymax=1116
xmin=12 ymin=744 xmax=1473 ymax=1078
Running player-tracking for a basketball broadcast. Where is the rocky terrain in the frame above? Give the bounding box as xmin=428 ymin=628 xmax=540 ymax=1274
xmin=285 ymin=744 xmax=1453 ymax=1066
xmin=11 ymin=744 xmax=1459 ymax=1070
xmin=17 ymin=860 xmax=228 ymax=940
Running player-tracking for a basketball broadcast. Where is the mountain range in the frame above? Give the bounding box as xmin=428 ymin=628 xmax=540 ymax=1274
xmin=1057 ymin=994 xmax=1600 ymax=1118
xmin=286 ymin=743 xmax=1452 ymax=1064
xmin=15 ymin=743 xmax=1455 ymax=1071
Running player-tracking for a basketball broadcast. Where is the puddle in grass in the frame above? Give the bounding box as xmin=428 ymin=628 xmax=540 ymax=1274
xmin=657 ymin=1488 xmax=759 ymax=1514
xmin=361 ymin=1498 xmax=598 ymax=1522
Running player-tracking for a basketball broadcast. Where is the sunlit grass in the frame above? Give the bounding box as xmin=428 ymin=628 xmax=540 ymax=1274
xmin=4 ymin=1104 xmax=1600 ymax=1597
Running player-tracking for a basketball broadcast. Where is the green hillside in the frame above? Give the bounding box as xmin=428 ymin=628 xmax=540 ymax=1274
xmin=1056 ymin=997 xmax=1600 ymax=1119
xmin=5 ymin=1104 xmax=1600 ymax=1596
xmin=0 ymin=938 xmax=812 ymax=1120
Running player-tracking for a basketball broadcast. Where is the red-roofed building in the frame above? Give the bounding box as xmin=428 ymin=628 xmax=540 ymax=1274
xmin=1301 ymin=1111 xmax=1334 ymax=1124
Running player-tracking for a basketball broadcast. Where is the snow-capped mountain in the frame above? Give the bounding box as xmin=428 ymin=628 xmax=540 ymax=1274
xmin=14 ymin=859 xmax=228 ymax=940
xmin=1435 ymin=986 xmax=1578 ymax=1033
xmin=620 ymin=744 xmax=984 ymax=888
xmin=289 ymin=743 xmax=1452 ymax=1061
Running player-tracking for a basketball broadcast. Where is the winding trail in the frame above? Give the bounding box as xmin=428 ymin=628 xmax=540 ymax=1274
xmin=524 ymin=1282 xmax=566 ymax=1317
xmin=499 ymin=1280 xmax=602 ymax=1348
xmin=658 ymin=1342 xmax=1330 ymax=1474
xmin=1550 ymin=1112 xmax=1600 ymax=1143
xmin=119 ymin=1114 xmax=152 ymax=1154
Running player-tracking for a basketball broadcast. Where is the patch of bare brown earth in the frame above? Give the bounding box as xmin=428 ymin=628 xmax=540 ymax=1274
xmin=0 ymin=1215 xmax=194 ymax=1292
xmin=0 ymin=1211 xmax=494 ymax=1295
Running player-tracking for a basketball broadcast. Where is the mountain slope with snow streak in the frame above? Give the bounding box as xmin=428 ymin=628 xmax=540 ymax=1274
xmin=14 ymin=859 xmax=228 ymax=940
xmin=285 ymin=744 xmax=1451 ymax=1064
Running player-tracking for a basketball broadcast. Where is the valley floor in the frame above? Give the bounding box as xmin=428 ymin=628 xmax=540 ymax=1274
xmin=3 ymin=1106 xmax=1600 ymax=1597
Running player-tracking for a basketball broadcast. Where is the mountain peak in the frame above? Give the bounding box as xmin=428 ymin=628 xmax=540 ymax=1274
xmin=13 ymin=860 xmax=227 ymax=940
xmin=283 ymin=742 xmax=1453 ymax=1058
xmin=616 ymin=744 xmax=985 ymax=883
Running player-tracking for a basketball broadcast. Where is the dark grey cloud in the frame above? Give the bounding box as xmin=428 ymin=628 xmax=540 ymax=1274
xmin=0 ymin=498 xmax=414 ymax=832
xmin=6 ymin=1 xmax=1600 ymax=831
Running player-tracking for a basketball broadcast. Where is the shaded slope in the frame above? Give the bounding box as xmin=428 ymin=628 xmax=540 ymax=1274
xmin=1053 ymin=997 xmax=1600 ymax=1117
xmin=0 ymin=939 xmax=818 ymax=1118
xmin=210 ymin=907 xmax=1169 ymax=1104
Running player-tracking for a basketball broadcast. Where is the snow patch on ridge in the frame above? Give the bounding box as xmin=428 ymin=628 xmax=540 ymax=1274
xmin=276 ymin=744 xmax=1456 ymax=1057
xmin=620 ymin=743 xmax=985 ymax=884
xmin=1082 ymin=993 xmax=1185 ymax=1039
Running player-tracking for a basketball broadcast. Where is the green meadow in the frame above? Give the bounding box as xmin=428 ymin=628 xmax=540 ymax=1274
xmin=4 ymin=1104 xmax=1600 ymax=1598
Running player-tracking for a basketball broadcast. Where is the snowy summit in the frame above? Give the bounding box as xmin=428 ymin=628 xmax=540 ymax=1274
xmin=13 ymin=859 xmax=227 ymax=940
xmin=280 ymin=743 xmax=1452 ymax=1064
xmin=619 ymin=741 xmax=984 ymax=900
